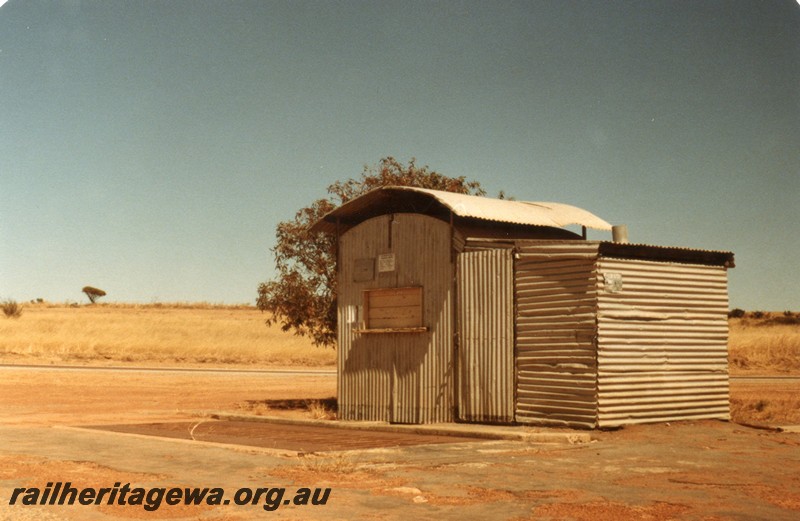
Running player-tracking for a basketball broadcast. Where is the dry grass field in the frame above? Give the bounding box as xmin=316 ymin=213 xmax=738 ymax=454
xmin=2 ymin=303 xmax=796 ymax=372
xmin=729 ymin=315 xmax=800 ymax=375
xmin=1 ymin=303 xmax=798 ymax=425
xmin=728 ymin=314 xmax=800 ymax=426
xmin=0 ymin=302 xmax=335 ymax=367
xmin=730 ymin=380 xmax=800 ymax=426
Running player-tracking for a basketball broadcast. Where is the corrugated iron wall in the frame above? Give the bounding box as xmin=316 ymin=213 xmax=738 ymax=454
xmin=338 ymin=215 xmax=391 ymax=421
xmin=596 ymin=258 xmax=730 ymax=427
xmin=456 ymin=249 xmax=515 ymax=423
xmin=514 ymin=242 xmax=600 ymax=428
xmin=338 ymin=214 xmax=454 ymax=423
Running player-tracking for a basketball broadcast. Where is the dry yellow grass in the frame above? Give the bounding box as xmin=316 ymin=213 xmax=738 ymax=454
xmin=2 ymin=303 xmax=798 ymax=426
xmin=3 ymin=304 xmax=797 ymax=373
xmin=729 ymin=316 xmax=800 ymax=375
xmin=730 ymin=382 xmax=800 ymax=426
xmin=727 ymin=314 xmax=800 ymax=425
xmin=0 ymin=303 xmax=335 ymax=367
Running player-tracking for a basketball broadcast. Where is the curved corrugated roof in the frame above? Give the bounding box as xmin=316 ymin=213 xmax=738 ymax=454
xmin=311 ymin=186 xmax=612 ymax=234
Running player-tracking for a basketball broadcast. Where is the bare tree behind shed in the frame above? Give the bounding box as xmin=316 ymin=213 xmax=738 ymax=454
xmin=82 ymin=286 xmax=106 ymax=304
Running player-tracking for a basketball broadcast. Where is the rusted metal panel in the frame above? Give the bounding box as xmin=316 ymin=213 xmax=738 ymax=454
xmin=596 ymin=257 xmax=730 ymax=427
xmin=514 ymin=242 xmax=600 ymax=429
xmin=456 ymin=249 xmax=515 ymax=423
xmin=337 ymin=214 xmax=454 ymax=424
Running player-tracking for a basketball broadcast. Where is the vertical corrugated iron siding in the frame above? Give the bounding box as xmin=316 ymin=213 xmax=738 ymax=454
xmin=338 ymin=214 xmax=454 ymax=423
xmin=457 ymin=249 xmax=515 ymax=423
xmin=596 ymin=258 xmax=730 ymax=427
xmin=338 ymin=215 xmax=392 ymax=422
xmin=392 ymin=214 xmax=455 ymax=424
xmin=514 ymin=242 xmax=600 ymax=428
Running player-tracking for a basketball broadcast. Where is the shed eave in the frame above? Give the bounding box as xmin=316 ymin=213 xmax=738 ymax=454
xmin=598 ymin=241 xmax=735 ymax=267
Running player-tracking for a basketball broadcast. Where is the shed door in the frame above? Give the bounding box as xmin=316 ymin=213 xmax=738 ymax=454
xmin=456 ymin=249 xmax=515 ymax=423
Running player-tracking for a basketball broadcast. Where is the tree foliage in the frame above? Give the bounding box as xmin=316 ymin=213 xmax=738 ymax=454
xmin=82 ymin=286 xmax=106 ymax=304
xmin=256 ymin=157 xmax=485 ymax=347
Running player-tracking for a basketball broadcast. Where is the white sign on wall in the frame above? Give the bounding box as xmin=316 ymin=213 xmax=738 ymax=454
xmin=604 ymin=272 xmax=623 ymax=293
xmin=377 ymin=253 xmax=396 ymax=273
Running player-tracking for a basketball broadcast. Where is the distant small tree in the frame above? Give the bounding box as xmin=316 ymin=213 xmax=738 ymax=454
xmin=728 ymin=308 xmax=746 ymax=319
xmin=82 ymin=286 xmax=106 ymax=304
xmin=257 ymin=157 xmax=486 ymax=348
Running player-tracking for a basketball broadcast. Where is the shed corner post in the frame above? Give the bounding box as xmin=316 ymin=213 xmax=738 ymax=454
xmin=334 ymin=216 xmax=342 ymax=419
xmin=335 ymin=217 xmax=341 ymax=254
xmin=449 ymin=210 xmax=457 ymax=263
xmin=593 ymin=251 xmax=601 ymax=429
xmin=450 ymin=210 xmax=461 ymax=422
xmin=514 ymin=244 xmax=522 ymax=424
xmin=334 ymin=217 xmax=344 ymax=283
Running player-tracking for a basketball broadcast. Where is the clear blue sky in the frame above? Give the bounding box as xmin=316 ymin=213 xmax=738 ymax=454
xmin=1 ymin=0 xmax=798 ymax=310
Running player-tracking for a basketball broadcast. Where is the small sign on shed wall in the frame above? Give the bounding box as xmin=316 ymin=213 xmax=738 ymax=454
xmin=377 ymin=253 xmax=396 ymax=273
xmin=353 ymin=258 xmax=375 ymax=282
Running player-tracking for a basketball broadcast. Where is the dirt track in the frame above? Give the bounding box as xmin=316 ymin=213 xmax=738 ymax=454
xmin=1 ymin=366 xmax=799 ymax=520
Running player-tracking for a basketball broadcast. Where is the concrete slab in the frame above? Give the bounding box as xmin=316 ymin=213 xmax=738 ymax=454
xmin=211 ymin=412 xmax=593 ymax=444
xmin=3 ymin=366 xmax=799 ymax=520
xmin=82 ymin=419 xmax=486 ymax=453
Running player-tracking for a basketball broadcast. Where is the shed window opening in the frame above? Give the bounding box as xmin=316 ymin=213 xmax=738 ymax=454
xmin=360 ymin=287 xmax=427 ymax=333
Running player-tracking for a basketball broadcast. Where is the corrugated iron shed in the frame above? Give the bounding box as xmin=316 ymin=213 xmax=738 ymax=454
xmin=317 ymin=185 xmax=734 ymax=429
xmin=311 ymin=186 xmax=612 ymax=234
